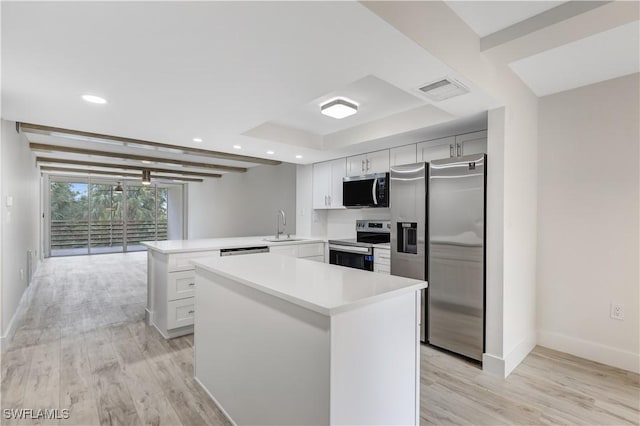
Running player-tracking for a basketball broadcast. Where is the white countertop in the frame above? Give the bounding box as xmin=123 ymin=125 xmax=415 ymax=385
xmin=192 ymin=253 xmax=427 ymax=316
xmin=142 ymin=236 xmax=325 ymax=254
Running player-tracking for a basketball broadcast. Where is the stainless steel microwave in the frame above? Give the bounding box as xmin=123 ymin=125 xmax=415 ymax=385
xmin=343 ymin=172 xmax=389 ymax=208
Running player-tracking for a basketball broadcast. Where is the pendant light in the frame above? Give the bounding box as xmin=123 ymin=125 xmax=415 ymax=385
xmin=142 ymin=170 xmax=151 ymax=185
xmin=114 ymin=181 xmax=124 ymax=192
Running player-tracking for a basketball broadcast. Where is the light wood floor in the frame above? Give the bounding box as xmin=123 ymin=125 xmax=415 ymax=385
xmin=1 ymin=253 xmax=638 ymax=426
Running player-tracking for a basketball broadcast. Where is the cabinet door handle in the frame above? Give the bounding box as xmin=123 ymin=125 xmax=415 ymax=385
xmin=457 ymin=143 xmax=462 ymax=157
xmin=188 ymin=282 xmax=195 ymax=287
xmin=361 ymin=160 xmax=365 ymax=172
xmin=366 ymin=159 xmax=370 ymax=171
xmin=188 ymin=310 xmax=195 ymax=314
xmin=328 ymin=195 xmax=332 ymax=206
xmin=449 ymin=144 xmax=454 ymax=157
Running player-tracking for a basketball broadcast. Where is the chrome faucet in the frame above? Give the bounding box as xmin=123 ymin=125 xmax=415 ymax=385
xmin=275 ymin=209 xmax=286 ymax=239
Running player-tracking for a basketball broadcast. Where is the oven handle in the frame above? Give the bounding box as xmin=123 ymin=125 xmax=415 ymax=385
xmin=329 ymin=244 xmax=372 ymax=255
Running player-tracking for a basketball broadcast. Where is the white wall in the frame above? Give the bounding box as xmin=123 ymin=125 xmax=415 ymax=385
xmin=167 ymin=185 xmax=185 ymax=240
xmin=0 ymin=119 xmax=41 ymax=346
xmin=537 ymin=74 xmax=640 ymax=373
xmin=363 ymin=1 xmax=539 ymax=376
xmin=188 ymin=163 xmax=296 ymax=239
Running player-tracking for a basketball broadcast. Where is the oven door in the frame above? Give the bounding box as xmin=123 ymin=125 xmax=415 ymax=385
xmin=329 ymin=244 xmax=374 ymax=271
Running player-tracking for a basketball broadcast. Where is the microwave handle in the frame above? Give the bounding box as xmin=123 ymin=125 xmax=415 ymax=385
xmin=372 ymin=178 xmax=378 ymax=205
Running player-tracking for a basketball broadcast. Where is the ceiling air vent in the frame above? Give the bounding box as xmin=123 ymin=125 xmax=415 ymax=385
xmin=419 ymin=78 xmax=469 ymax=101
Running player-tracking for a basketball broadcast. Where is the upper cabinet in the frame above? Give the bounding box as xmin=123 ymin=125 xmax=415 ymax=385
xmin=346 ymin=149 xmax=390 ymax=176
xmin=417 ymin=131 xmax=487 ymax=163
xmin=390 ymin=144 xmax=417 ymax=167
xmin=455 ymin=130 xmax=487 ymax=157
xmin=313 ymin=158 xmax=346 ymax=210
xmin=417 ymin=136 xmax=455 ymax=163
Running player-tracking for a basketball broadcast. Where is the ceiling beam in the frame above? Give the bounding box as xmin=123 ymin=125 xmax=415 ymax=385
xmin=36 ymin=157 xmax=222 ymax=178
xmin=19 ymin=122 xmax=281 ymax=166
xmin=30 ymin=143 xmax=247 ymax=173
xmin=39 ymin=166 xmax=204 ymax=182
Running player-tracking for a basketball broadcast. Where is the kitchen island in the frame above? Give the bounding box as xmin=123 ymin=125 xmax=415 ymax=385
xmin=142 ymin=237 xmax=325 ymax=338
xmin=192 ymin=253 xmax=427 ymax=426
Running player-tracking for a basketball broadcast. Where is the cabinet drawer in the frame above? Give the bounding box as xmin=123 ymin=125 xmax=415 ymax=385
xmin=167 ymin=250 xmax=219 ymax=272
xmin=167 ymin=298 xmax=195 ymax=329
xmin=297 ymin=243 xmax=324 ymax=258
xmin=374 ymin=264 xmax=391 ymax=274
xmin=374 ymin=249 xmax=391 ymax=265
xmin=167 ymin=270 xmax=196 ymax=301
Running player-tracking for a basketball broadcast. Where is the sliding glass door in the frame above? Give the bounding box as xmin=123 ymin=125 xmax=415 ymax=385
xmin=49 ymin=177 xmax=173 ymax=257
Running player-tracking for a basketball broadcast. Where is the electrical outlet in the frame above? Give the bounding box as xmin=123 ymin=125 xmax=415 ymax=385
xmin=610 ymin=303 xmax=624 ymax=320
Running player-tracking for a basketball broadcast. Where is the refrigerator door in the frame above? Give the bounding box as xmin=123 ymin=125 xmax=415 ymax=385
xmin=390 ymin=163 xmax=427 ymax=341
xmin=428 ymin=154 xmax=485 ymax=361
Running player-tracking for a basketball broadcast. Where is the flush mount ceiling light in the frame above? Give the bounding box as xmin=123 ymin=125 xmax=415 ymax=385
xmin=233 ymin=145 xmax=242 ymax=150
xmin=82 ymin=94 xmax=107 ymax=104
xmin=141 ymin=160 xmax=153 ymax=164
xmin=266 ymin=150 xmax=275 ymax=155
xmin=141 ymin=169 xmax=151 ymax=185
xmin=320 ymin=98 xmax=358 ymax=119
xmin=295 ymin=155 xmax=303 ymax=159
xmin=193 ymin=137 xmax=203 ymax=143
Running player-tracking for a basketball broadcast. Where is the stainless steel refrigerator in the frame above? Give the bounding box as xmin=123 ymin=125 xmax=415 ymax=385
xmin=391 ymin=154 xmax=486 ymax=361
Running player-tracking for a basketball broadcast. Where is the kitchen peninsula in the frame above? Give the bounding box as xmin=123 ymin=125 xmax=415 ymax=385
xmin=192 ymin=253 xmax=427 ymax=425
xmin=142 ymin=237 xmax=325 ymax=338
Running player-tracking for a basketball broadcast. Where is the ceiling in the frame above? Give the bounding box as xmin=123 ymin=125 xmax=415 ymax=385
xmin=446 ymin=1 xmax=565 ymax=37
xmin=3 ymin=2 xmax=637 ymax=176
xmin=510 ymin=21 xmax=640 ymax=96
xmin=2 ymin=1 xmax=495 ymax=169
xmin=446 ymin=1 xmax=639 ymax=98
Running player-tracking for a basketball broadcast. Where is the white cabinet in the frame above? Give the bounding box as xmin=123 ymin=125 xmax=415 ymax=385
xmin=270 ymin=242 xmax=325 ymax=262
xmin=417 ymin=136 xmax=456 ymax=163
xmin=150 ymin=249 xmax=220 ymax=338
xmin=346 ymin=150 xmax=389 ymax=176
xmin=390 ymin=144 xmax=417 ymax=167
xmin=455 ymin=130 xmax=487 ymax=157
xmin=313 ymin=158 xmax=346 ymax=209
xmin=417 ymin=131 xmax=487 ymax=163
xmin=374 ymin=247 xmax=391 ymax=275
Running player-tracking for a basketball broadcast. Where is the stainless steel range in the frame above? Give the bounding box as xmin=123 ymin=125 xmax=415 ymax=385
xmin=328 ymin=220 xmax=390 ymax=271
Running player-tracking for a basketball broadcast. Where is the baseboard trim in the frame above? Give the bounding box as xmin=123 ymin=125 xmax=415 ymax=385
xmin=537 ymin=329 xmax=640 ymax=374
xmin=194 ymin=376 xmax=236 ymax=426
xmin=0 ymin=262 xmax=40 ymax=353
xmin=482 ymin=332 xmax=536 ymax=378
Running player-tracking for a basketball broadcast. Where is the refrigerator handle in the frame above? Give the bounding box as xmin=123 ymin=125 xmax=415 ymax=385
xmin=372 ymin=178 xmax=378 ymax=205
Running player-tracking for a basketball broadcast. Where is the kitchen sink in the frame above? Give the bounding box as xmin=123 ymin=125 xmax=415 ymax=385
xmin=263 ymin=237 xmax=305 ymax=243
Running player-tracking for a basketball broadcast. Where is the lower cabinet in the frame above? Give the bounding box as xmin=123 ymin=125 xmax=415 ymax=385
xmin=270 ymin=242 xmax=325 ymax=262
xmin=149 ymin=249 xmax=220 ymax=339
xmin=149 ymin=243 xmax=326 ymax=339
xmin=374 ymin=247 xmax=391 ymax=274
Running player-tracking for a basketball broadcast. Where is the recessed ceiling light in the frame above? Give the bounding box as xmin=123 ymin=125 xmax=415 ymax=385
xmin=141 ymin=160 xmax=153 ymax=164
xmin=266 ymin=150 xmax=275 ymax=155
xmin=233 ymin=145 xmax=242 ymax=150
xmin=320 ymin=97 xmax=358 ymax=119
xmin=193 ymin=137 xmax=203 ymax=143
xmin=82 ymin=94 xmax=107 ymax=104
xmin=295 ymin=155 xmax=303 ymax=159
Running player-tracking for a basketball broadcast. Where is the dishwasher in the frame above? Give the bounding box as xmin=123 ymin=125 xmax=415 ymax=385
xmin=219 ymin=246 xmax=269 ymax=256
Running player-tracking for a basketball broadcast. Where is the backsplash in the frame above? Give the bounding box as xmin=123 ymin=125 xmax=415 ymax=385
xmin=325 ymin=208 xmax=390 ymax=239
